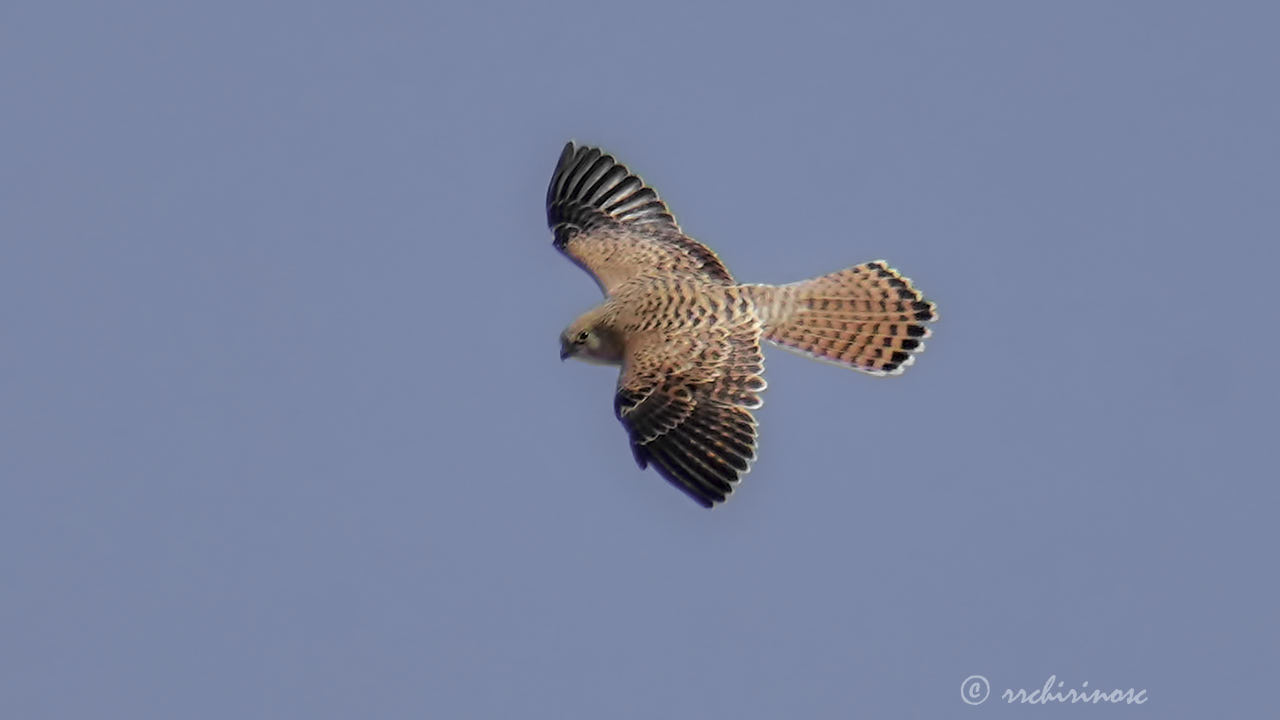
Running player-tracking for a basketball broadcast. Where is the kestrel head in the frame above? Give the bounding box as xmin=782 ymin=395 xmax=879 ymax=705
xmin=560 ymin=313 xmax=624 ymax=365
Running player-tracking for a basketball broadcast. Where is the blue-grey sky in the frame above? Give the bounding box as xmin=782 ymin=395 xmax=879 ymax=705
xmin=3 ymin=1 xmax=1276 ymax=717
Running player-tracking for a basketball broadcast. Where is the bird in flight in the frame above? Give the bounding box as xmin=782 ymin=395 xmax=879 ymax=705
xmin=548 ymin=142 xmax=937 ymax=508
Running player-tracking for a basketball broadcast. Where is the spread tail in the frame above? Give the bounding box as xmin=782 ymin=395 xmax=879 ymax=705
xmin=751 ymin=261 xmax=938 ymax=376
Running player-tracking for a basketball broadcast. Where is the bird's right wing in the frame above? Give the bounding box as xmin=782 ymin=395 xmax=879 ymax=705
xmin=614 ymin=321 xmax=765 ymax=508
xmin=546 ymin=142 xmax=734 ymax=295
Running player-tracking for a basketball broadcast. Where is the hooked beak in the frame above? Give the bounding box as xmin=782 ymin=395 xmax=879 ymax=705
xmin=559 ymin=341 xmax=571 ymax=361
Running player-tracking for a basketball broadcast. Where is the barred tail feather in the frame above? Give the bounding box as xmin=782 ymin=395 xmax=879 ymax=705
xmin=754 ymin=261 xmax=938 ymax=376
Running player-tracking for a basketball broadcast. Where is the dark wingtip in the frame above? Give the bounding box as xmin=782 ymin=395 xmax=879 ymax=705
xmin=545 ymin=141 xmax=683 ymax=238
xmin=559 ymin=140 xmax=584 ymax=170
xmin=629 ymin=441 xmax=648 ymax=469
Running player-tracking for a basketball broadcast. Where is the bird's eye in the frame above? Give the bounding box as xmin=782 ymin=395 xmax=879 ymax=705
xmin=576 ymin=330 xmax=590 ymax=343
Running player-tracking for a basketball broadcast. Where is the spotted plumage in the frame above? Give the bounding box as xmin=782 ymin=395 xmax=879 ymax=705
xmin=549 ymin=142 xmax=938 ymax=508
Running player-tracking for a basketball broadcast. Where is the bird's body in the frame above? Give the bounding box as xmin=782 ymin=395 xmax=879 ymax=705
xmin=548 ymin=142 xmax=937 ymax=508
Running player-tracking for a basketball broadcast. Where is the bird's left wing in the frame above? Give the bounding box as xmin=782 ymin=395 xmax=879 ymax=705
xmin=546 ymin=142 xmax=734 ymax=295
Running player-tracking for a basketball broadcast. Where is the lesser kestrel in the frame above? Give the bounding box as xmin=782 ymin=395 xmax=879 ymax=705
xmin=548 ymin=142 xmax=937 ymax=508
